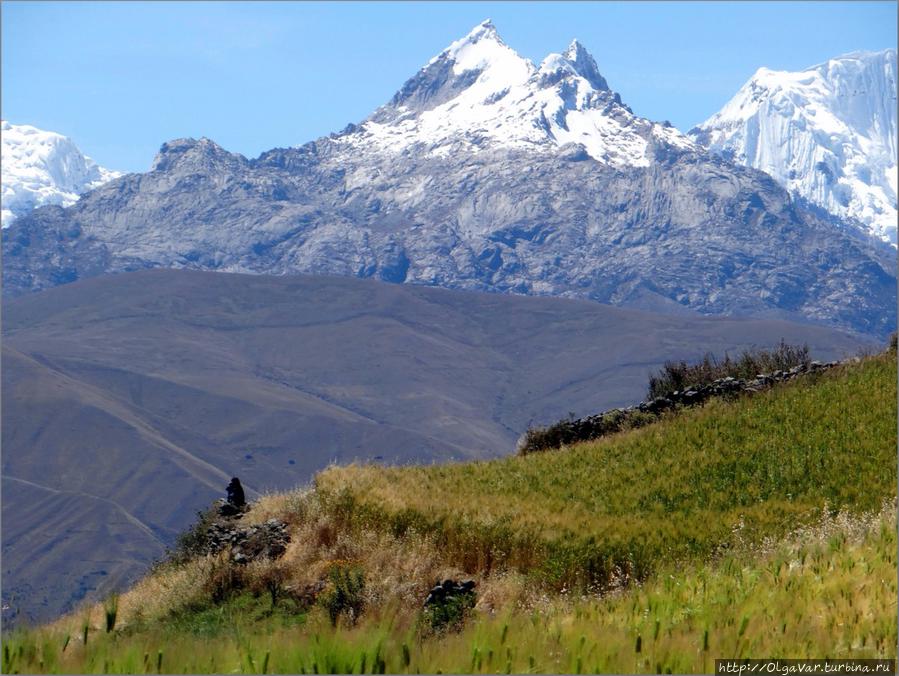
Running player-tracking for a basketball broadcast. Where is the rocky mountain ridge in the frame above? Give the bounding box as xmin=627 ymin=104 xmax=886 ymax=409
xmin=2 ymin=23 xmax=896 ymax=338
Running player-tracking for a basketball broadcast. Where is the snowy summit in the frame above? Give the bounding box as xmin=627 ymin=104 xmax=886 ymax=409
xmin=1 ymin=121 xmax=121 ymax=228
xmin=690 ymin=50 xmax=898 ymax=245
xmin=340 ymin=20 xmax=695 ymax=167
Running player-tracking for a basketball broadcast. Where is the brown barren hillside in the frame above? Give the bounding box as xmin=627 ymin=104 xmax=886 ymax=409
xmin=2 ymin=268 xmax=872 ymax=624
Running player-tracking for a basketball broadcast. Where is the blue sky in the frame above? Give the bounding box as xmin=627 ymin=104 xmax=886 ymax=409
xmin=2 ymin=1 xmax=895 ymax=173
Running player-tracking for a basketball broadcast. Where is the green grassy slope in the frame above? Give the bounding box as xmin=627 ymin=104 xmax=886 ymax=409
xmin=318 ymin=353 xmax=897 ymax=588
xmin=3 ymin=351 xmax=896 ymax=673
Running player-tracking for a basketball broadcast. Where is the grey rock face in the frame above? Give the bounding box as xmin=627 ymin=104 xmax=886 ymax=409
xmin=5 ymin=135 xmax=893 ymax=337
xmin=560 ymin=39 xmax=610 ymax=92
xmin=2 ymin=25 xmax=896 ymax=338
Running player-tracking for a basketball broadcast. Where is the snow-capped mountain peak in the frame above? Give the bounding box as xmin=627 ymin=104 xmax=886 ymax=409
xmin=560 ymin=39 xmax=609 ymax=91
xmin=440 ymin=20 xmax=534 ymax=98
xmin=690 ymin=49 xmax=898 ymax=244
xmin=1 ymin=120 xmax=121 ymax=228
xmin=347 ymin=21 xmax=695 ymax=168
xmin=382 ymin=21 xmax=532 ymax=119
xmin=436 ymin=19 xmax=507 ymax=66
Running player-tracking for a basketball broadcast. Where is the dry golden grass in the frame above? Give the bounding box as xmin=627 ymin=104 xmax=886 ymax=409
xmin=8 ymin=499 xmax=895 ymax=673
xmin=45 ymin=487 xmax=506 ymax=640
xmin=44 ymin=554 xmax=220 ymax=637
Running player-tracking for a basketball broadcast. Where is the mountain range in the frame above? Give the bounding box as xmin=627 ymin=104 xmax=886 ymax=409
xmin=2 ymin=22 xmax=896 ymax=338
xmin=691 ymin=49 xmax=897 ymax=246
xmin=1 ymin=20 xmax=897 ymax=627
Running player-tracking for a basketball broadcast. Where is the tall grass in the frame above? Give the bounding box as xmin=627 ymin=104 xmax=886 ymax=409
xmin=646 ymin=340 xmax=810 ymax=399
xmin=318 ymin=353 xmax=897 ymax=591
xmin=4 ymin=502 xmax=895 ymax=673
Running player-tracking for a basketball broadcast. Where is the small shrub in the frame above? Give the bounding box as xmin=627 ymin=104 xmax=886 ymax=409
xmin=647 ymin=340 xmax=810 ymax=399
xmin=517 ymin=413 xmax=578 ymax=456
xmin=251 ymin=564 xmax=289 ymax=608
xmin=164 ymin=504 xmax=220 ymax=564
xmin=320 ymin=565 xmax=366 ymax=626
xmin=205 ymin=557 xmax=245 ymax=604
xmin=421 ymin=590 xmax=476 ymax=634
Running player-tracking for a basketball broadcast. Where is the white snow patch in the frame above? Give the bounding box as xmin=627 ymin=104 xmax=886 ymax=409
xmin=1 ymin=120 xmax=121 ymax=228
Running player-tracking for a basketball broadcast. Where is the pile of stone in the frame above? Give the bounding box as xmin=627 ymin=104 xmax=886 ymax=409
xmin=205 ymin=518 xmax=290 ymax=564
xmin=519 ymin=359 xmax=842 ymax=454
xmin=424 ymin=579 xmax=476 ymax=607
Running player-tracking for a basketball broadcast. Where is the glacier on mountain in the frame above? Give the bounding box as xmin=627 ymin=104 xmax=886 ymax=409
xmin=1 ymin=121 xmax=121 ymax=228
xmin=690 ymin=50 xmax=898 ymax=245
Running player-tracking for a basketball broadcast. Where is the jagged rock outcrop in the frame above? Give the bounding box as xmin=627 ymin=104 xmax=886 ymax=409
xmin=205 ymin=518 xmax=290 ymax=564
xmin=3 ymin=23 xmax=895 ymax=338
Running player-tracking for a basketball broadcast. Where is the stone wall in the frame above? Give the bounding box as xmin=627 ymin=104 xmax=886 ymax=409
xmin=517 ymin=359 xmax=844 ymax=455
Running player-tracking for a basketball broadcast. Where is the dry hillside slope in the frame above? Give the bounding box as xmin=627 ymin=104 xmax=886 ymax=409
xmin=1 ymin=268 xmax=873 ymax=623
